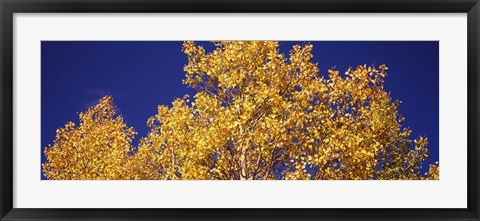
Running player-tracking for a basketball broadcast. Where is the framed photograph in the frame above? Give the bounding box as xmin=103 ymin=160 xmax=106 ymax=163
xmin=1 ymin=0 xmax=479 ymax=220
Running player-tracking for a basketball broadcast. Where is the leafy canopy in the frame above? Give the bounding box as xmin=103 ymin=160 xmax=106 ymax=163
xmin=43 ymin=41 xmax=439 ymax=180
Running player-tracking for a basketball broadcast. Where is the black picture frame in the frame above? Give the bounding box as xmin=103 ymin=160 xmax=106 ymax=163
xmin=1 ymin=0 xmax=479 ymax=220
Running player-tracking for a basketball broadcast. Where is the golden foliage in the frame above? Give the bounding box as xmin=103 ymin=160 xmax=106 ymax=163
xmin=42 ymin=41 xmax=439 ymax=180
xmin=43 ymin=96 xmax=137 ymax=180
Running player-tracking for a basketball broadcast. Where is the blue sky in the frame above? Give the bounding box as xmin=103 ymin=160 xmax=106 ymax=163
xmin=41 ymin=41 xmax=439 ymax=180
